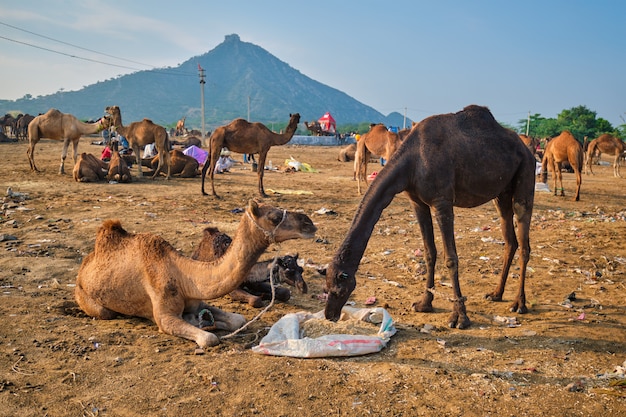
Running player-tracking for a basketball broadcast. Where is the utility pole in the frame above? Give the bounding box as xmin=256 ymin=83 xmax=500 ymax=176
xmin=526 ymin=111 xmax=530 ymax=136
xmin=403 ymin=107 xmax=407 ymax=129
xmin=198 ymin=64 xmax=206 ymax=147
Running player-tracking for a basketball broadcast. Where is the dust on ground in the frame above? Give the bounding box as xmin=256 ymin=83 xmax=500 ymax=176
xmin=1 ymin=139 xmax=625 ymax=416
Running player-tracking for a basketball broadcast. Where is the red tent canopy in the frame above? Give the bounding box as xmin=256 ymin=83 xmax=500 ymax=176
xmin=318 ymin=112 xmax=336 ymax=133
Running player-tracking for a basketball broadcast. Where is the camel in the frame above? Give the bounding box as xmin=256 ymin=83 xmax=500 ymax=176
xmin=201 ymin=113 xmax=301 ymax=197
xmin=72 ymin=153 xmax=109 ymax=182
xmin=338 ymin=143 xmax=357 ymax=162
xmin=150 ymin=149 xmax=199 ymax=178
xmin=518 ymin=134 xmax=541 ymax=161
xmin=192 ymin=227 xmax=306 ymax=307
xmin=175 ymin=116 xmax=186 ymax=136
xmin=107 ymin=141 xmax=132 ymax=183
xmin=104 ymin=105 xmax=171 ymax=180
xmin=354 ymin=124 xmax=408 ymax=194
xmin=324 ymin=105 xmax=536 ymax=330
xmin=170 ymin=135 xmax=202 ymax=149
xmin=75 ymin=200 xmax=317 ymax=347
xmin=27 ymin=109 xmax=111 ymax=174
xmin=585 ymin=134 xmax=625 ymax=177
xmin=540 ymin=131 xmax=583 ymax=201
xmin=15 ymin=114 xmax=35 ymax=141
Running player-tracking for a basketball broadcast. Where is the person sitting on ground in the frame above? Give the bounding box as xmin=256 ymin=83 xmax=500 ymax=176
xmin=215 ymin=149 xmax=237 ymax=174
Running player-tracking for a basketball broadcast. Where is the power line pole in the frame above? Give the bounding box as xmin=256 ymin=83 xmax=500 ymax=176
xmin=198 ymin=64 xmax=206 ymax=147
xmin=526 ymin=111 xmax=530 ymax=136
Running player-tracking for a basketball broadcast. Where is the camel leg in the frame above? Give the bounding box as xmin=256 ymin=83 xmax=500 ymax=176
xmin=256 ymin=151 xmax=269 ymax=197
xmin=59 ymin=138 xmax=71 ymax=174
xmin=433 ymin=201 xmax=470 ymax=329
xmin=574 ymin=168 xmax=581 ymax=201
xmin=27 ymin=141 xmax=39 ymax=172
xmin=133 ymin=144 xmax=143 ymax=178
xmin=486 ymin=195 xmax=523 ymax=310
xmin=155 ymin=306 xmax=220 ymax=348
xmin=410 ymin=200 xmax=436 ymax=313
xmin=245 ymin=282 xmax=292 ymax=302
xmin=75 ymin=285 xmax=119 ymax=320
xmin=229 ymin=288 xmax=264 ymax=308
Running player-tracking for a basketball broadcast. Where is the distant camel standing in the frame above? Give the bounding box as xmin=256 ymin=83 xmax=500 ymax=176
xmin=105 ymin=105 xmax=171 ymax=179
xmin=27 ymin=109 xmax=111 ymax=174
xmin=355 ymin=124 xmax=409 ymax=194
xmin=541 ymin=131 xmax=583 ymax=201
xmin=16 ymin=114 xmax=35 ymax=141
xmin=175 ymin=116 xmax=186 ymax=136
xmin=585 ymin=134 xmax=625 ymax=177
xmin=325 ymin=105 xmax=536 ymax=329
xmin=201 ymin=113 xmax=300 ymax=197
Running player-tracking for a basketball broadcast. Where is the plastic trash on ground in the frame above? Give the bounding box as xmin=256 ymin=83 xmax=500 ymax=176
xmin=251 ymin=306 xmax=396 ymax=358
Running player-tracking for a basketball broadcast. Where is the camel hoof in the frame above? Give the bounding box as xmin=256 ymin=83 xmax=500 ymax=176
xmin=249 ymin=297 xmax=264 ymax=308
xmin=197 ymin=331 xmax=220 ymax=348
xmin=485 ymin=293 xmax=502 ymax=302
xmin=510 ymin=303 xmax=528 ymax=314
xmin=411 ymin=301 xmax=433 ymax=313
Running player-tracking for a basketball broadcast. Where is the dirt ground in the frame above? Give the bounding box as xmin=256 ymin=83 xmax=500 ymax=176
xmin=1 ymin=138 xmax=625 ymax=417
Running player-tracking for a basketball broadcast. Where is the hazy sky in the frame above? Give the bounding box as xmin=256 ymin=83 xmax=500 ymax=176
xmin=1 ymin=0 xmax=624 ymax=128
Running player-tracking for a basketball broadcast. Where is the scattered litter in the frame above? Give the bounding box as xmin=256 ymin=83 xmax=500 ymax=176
xmin=252 ymin=307 xmax=396 ymax=358
xmin=493 ymin=315 xmax=520 ymax=327
xmin=535 ymin=182 xmax=551 ymax=192
xmin=314 ymin=207 xmax=337 ymax=215
xmin=364 ymin=296 xmax=377 ymax=306
xmin=382 ymin=278 xmax=403 ymax=288
xmin=266 ymin=189 xmax=314 ymax=195
xmin=420 ymin=323 xmax=435 ymax=334
xmin=367 ymin=171 xmax=378 ymax=181
xmin=479 ymin=256 xmax=490 ymax=261
xmin=576 ymin=312 xmax=586 ymax=321
xmin=230 ymin=207 xmax=244 ymax=214
xmin=144 ymin=212 xmax=157 ymax=218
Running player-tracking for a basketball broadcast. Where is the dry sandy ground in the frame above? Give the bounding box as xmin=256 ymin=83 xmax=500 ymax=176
xmin=1 ymin=138 xmax=625 ymax=416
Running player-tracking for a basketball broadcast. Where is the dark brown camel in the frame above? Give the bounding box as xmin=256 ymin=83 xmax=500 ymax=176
xmin=27 ymin=109 xmax=111 ymax=174
xmin=355 ymin=124 xmax=409 ymax=194
xmin=201 ymin=113 xmax=300 ymax=197
xmin=191 ymin=227 xmax=306 ymax=307
xmin=540 ymin=131 xmax=583 ymax=201
xmin=105 ymin=105 xmax=171 ymax=180
xmin=585 ymin=134 xmax=625 ymax=177
xmin=325 ymin=105 xmax=536 ymax=329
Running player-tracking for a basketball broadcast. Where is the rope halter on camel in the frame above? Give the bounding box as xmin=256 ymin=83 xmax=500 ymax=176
xmin=245 ymin=208 xmax=287 ymax=245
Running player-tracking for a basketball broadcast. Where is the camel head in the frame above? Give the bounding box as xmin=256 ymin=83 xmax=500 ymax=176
xmin=289 ymin=113 xmax=301 ymax=126
xmin=105 ymin=106 xmax=122 ymax=126
xmin=245 ymin=200 xmax=316 ymax=244
xmin=100 ymin=115 xmax=113 ymax=130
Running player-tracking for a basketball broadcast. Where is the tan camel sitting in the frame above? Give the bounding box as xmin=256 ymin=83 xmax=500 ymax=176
xmin=192 ymin=227 xmax=306 ymax=307
xmin=27 ymin=109 xmax=111 ymax=174
xmin=201 ymin=113 xmax=301 ymax=198
xmin=150 ymin=149 xmax=199 ymax=178
xmin=338 ymin=143 xmax=357 ymax=162
xmin=107 ymin=141 xmax=132 ymax=183
xmin=541 ymin=131 xmax=583 ymax=201
xmin=105 ymin=105 xmax=171 ymax=180
xmin=75 ymin=200 xmax=317 ymax=347
xmin=355 ymin=124 xmax=410 ymax=194
xmin=585 ymin=134 xmax=625 ymax=177
xmin=72 ymin=153 xmax=109 ymax=182
xmin=325 ymin=105 xmax=536 ymax=330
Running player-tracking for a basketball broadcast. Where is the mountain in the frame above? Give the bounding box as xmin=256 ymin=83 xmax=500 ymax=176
xmin=0 ymin=34 xmax=410 ymax=131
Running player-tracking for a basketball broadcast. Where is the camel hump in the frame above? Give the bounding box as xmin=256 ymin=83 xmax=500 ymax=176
xmin=457 ymin=105 xmax=498 ymax=130
xmin=99 ymin=219 xmax=128 ymax=237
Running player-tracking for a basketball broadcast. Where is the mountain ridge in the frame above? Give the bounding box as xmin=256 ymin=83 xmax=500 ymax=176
xmin=0 ymin=34 xmax=411 ymax=130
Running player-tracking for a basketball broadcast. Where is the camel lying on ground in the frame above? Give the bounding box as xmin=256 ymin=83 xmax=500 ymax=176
xmin=584 ymin=134 xmax=625 ymax=178
xmin=27 ymin=109 xmax=111 ymax=174
xmin=201 ymin=113 xmax=300 ymax=197
xmin=107 ymin=141 xmax=132 ymax=183
xmin=105 ymin=105 xmax=171 ymax=179
xmin=541 ymin=131 xmax=583 ymax=201
xmin=150 ymin=149 xmax=199 ymax=178
xmin=75 ymin=200 xmax=317 ymax=347
xmin=325 ymin=105 xmax=536 ymax=329
xmin=73 ymin=153 xmax=109 ymax=182
xmin=355 ymin=124 xmax=410 ymax=194
xmin=192 ymin=227 xmax=306 ymax=307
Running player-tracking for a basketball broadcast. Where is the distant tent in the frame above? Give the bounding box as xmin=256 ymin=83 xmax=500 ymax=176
xmin=318 ymin=112 xmax=336 ymax=133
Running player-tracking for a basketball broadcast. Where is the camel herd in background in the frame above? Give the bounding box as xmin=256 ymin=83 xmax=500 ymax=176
xmin=1 ymin=106 xmax=623 ymax=200
xmin=1 ymin=104 xmax=624 ymax=346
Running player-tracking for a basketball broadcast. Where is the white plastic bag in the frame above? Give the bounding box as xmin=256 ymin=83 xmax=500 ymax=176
xmin=251 ymin=306 xmax=396 ymax=358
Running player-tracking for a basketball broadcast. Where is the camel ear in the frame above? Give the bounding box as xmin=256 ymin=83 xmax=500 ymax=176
xmin=248 ymin=199 xmax=260 ymax=216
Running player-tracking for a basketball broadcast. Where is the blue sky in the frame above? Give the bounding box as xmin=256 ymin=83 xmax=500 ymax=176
xmin=1 ymin=0 xmax=624 ymax=128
